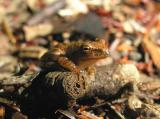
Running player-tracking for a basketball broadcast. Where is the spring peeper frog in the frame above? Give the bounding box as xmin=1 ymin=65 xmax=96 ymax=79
xmin=40 ymin=39 xmax=109 ymax=75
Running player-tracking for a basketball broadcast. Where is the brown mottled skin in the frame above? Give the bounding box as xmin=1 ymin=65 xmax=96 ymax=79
xmin=40 ymin=39 xmax=109 ymax=75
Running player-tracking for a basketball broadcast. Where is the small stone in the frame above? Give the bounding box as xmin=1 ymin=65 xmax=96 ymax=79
xmin=122 ymin=20 xmax=134 ymax=33
xmin=74 ymin=12 xmax=105 ymax=37
xmin=129 ymin=51 xmax=142 ymax=61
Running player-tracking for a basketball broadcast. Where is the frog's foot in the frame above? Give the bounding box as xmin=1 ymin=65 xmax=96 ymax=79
xmin=85 ymin=66 xmax=96 ymax=76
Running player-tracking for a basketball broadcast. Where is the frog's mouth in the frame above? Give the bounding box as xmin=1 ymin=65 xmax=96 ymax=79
xmin=79 ymin=56 xmax=107 ymax=60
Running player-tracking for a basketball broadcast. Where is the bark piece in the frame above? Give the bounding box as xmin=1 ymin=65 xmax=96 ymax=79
xmin=27 ymin=0 xmax=66 ymax=25
xmin=45 ymin=71 xmax=89 ymax=100
xmin=42 ymin=64 xmax=140 ymax=102
xmin=18 ymin=64 xmax=140 ymax=118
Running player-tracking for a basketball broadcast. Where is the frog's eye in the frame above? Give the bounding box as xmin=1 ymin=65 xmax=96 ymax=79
xmin=83 ymin=47 xmax=90 ymax=50
xmin=82 ymin=45 xmax=91 ymax=51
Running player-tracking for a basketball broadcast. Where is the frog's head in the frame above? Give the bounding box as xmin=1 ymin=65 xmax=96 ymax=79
xmin=80 ymin=39 xmax=109 ymax=60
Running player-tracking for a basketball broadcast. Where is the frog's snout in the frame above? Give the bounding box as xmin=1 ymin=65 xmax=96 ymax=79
xmin=104 ymin=49 xmax=110 ymax=56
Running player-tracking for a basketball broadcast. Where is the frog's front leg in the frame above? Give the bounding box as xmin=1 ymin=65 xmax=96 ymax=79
xmin=57 ymin=57 xmax=80 ymax=74
xmin=85 ymin=66 xmax=96 ymax=76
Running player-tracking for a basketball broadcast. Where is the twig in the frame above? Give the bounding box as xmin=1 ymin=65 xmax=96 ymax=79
xmin=27 ymin=0 xmax=66 ymax=25
xmin=1 ymin=19 xmax=17 ymax=45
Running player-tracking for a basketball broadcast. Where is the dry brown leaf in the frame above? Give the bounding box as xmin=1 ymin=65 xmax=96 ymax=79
xmin=19 ymin=46 xmax=48 ymax=59
xmin=116 ymin=43 xmax=133 ymax=52
xmin=1 ymin=18 xmax=17 ymax=44
xmin=77 ymin=110 xmax=103 ymax=119
xmin=23 ymin=23 xmax=53 ymax=41
xmin=0 ymin=106 xmax=5 ymax=119
xmin=139 ymin=81 xmax=160 ymax=91
xmin=142 ymin=34 xmax=160 ymax=69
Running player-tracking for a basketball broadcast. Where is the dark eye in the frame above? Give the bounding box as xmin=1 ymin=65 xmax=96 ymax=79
xmin=83 ymin=47 xmax=90 ymax=50
xmin=82 ymin=45 xmax=91 ymax=51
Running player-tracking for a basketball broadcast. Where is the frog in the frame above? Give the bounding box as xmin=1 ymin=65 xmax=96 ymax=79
xmin=40 ymin=39 xmax=109 ymax=76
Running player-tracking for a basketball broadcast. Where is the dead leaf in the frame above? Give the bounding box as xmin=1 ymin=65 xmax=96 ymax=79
xmin=1 ymin=18 xmax=17 ymax=44
xmin=19 ymin=46 xmax=48 ymax=59
xmin=142 ymin=34 xmax=160 ymax=69
xmin=77 ymin=110 xmax=103 ymax=119
xmin=139 ymin=81 xmax=160 ymax=91
xmin=23 ymin=23 xmax=53 ymax=41
xmin=117 ymin=43 xmax=133 ymax=52
xmin=0 ymin=106 xmax=5 ymax=119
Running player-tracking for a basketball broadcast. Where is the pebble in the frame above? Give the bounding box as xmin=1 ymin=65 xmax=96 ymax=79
xmin=129 ymin=51 xmax=142 ymax=61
